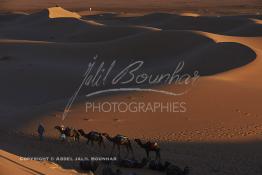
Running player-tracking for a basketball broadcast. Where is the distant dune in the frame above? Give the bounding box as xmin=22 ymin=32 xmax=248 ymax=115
xmin=0 ymin=0 xmax=262 ymax=15
xmin=47 ymin=6 xmax=81 ymax=19
xmin=0 ymin=7 xmax=160 ymax=42
xmin=0 ymin=5 xmax=262 ymax=175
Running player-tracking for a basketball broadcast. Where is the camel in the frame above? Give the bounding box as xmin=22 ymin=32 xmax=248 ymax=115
xmin=78 ymin=129 xmax=105 ymax=148
xmin=102 ymin=133 xmax=134 ymax=158
xmin=134 ymin=139 xmax=161 ymax=160
xmin=166 ymin=165 xmax=190 ymax=175
xmin=54 ymin=126 xmax=80 ymax=142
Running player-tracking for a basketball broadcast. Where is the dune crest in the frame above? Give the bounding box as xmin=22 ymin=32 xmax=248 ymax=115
xmin=250 ymin=18 xmax=262 ymax=24
xmin=47 ymin=7 xmax=81 ymax=19
xmin=180 ymin=12 xmax=200 ymax=17
xmin=0 ymin=150 xmax=78 ymax=175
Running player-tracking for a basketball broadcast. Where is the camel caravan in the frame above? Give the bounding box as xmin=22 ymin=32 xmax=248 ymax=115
xmin=53 ymin=125 xmax=190 ymax=175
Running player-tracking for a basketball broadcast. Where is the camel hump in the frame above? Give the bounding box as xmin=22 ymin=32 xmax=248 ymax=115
xmin=153 ymin=142 xmax=158 ymax=147
xmin=89 ymin=131 xmax=99 ymax=136
xmin=115 ymin=135 xmax=128 ymax=143
xmin=116 ymin=134 xmax=128 ymax=139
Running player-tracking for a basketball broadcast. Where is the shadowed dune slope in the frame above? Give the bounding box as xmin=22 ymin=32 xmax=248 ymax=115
xmin=183 ymin=42 xmax=256 ymax=75
xmin=0 ymin=8 xmax=157 ymax=42
xmin=1 ymin=132 xmax=262 ymax=175
xmin=1 ymin=9 xmax=262 ymax=43
xmin=0 ymin=30 xmax=256 ymax=113
xmin=0 ymin=5 xmax=262 ymax=175
xmin=0 ymin=12 xmax=27 ymax=22
xmin=225 ymin=23 xmax=262 ymax=36
xmin=85 ymin=13 xmax=262 ymax=37
xmin=155 ymin=15 xmax=262 ymax=36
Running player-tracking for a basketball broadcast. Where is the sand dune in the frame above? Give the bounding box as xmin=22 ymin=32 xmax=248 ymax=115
xmin=158 ymin=16 xmax=262 ymax=36
xmin=0 ymin=5 xmax=262 ymax=175
xmin=0 ymin=26 xmax=257 ymax=131
xmin=47 ymin=6 xmax=81 ymax=19
xmin=84 ymin=12 xmax=262 ymax=36
xmin=0 ymin=150 xmax=79 ymax=175
xmin=225 ymin=22 xmax=262 ymax=36
xmin=1 ymin=0 xmax=261 ymax=15
xmin=1 ymin=8 xmax=261 ymax=44
xmin=180 ymin=12 xmax=200 ymax=17
xmin=0 ymin=8 xmax=160 ymax=42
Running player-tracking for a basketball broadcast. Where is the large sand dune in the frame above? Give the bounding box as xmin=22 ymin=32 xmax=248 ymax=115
xmin=0 ymin=150 xmax=80 ymax=175
xmin=0 ymin=8 xmax=157 ymax=42
xmin=84 ymin=13 xmax=262 ymax=37
xmin=0 ymin=5 xmax=262 ymax=175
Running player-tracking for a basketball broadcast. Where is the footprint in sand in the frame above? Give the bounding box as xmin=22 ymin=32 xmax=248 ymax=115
xmin=244 ymin=112 xmax=251 ymax=116
xmin=127 ymin=96 xmax=133 ymax=100
xmin=83 ymin=118 xmax=93 ymax=121
xmin=113 ymin=118 xmax=122 ymax=122
xmin=236 ymin=109 xmax=241 ymax=113
xmin=235 ymin=109 xmax=255 ymax=117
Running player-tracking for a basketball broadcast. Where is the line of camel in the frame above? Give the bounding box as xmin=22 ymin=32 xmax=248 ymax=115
xmin=54 ymin=125 xmax=189 ymax=175
xmin=54 ymin=126 xmax=160 ymax=160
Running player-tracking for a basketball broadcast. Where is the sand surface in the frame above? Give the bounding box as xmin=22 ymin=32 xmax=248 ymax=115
xmin=1 ymin=0 xmax=262 ymax=15
xmin=0 ymin=3 xmax=262 ymax=175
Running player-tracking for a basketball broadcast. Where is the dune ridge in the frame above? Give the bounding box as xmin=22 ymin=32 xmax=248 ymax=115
xmin=47 ymin=6 xmax=81 ymax=19
xmin=0 ymin=5 xmax=262 ymax=175
xmin=0 ymin=150 xmax=78 ymax=175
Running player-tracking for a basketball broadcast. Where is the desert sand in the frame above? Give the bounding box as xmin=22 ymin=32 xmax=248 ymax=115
xmin=0 ymin=1 xmax=262 ymax=175
xmin=1 ymin=0 xmax=262 ymax=15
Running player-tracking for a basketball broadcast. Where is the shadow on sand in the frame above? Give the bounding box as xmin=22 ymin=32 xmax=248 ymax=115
xmin=1 ymin=131 xmax=262 ymax=175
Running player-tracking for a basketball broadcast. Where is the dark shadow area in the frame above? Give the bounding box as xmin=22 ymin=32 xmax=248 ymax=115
xmin=0 ymin=12 xmax=28 ymax=22
xmin=84 ymin=13 xmax=262 ymax=37
xmin=0 ymin=30 xmax=256 ymax=128
xmin=0 ymin=11 xmax=155 ymax=42
xmin=182 ymin=42 xmax=257 ymax=75
xmin=1 ymin=131 xmax=262 ymax=175
xmin=1 ymin=11 xmax=262 ymax=43
xmin=98 ymin=31 xmax=257 ymax=76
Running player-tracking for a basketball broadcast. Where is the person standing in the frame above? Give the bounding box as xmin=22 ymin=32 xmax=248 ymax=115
xmin=60 ymin=125 xmax=66 ymax=141
xmin=37 ymin=123 xmax=45 ymax=141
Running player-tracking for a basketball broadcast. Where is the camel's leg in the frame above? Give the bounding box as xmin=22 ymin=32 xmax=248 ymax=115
xmin=156 ymin=150 xmax=161 ymax=161
xmin=76 ymin=135 xmax=80 ymax=142
xmin=125 ymin=145 xmax=129 ymax=158
xmin=99 ymin=140 xmax=104 ymax=150
xmin=86 ymin=139 xmax=90 ymax=145
xmin=102 ymin=140 xmax=106 ymax=149
xmin=146 ymin=150 xmax=150 ymax=160
xmin=91 ymin=140 xmax=94 ymax=147
xmin=99 ymin=139 xmax=105 ymax=150
xmin=98 ymin=140 xmax=101 ymax=149
xmin=110 ymin=144 xmax=115 ymax=157
xmin=129 ymin=144 xmax=134 ymax=159
xmin=117 ymin=145 xmax=121 ymax=158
